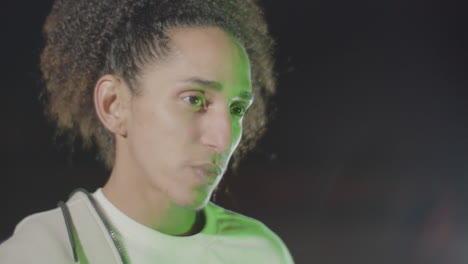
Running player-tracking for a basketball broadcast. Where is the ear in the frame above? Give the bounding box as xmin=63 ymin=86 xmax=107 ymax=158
xmin=93 ymin=74 xmax=130 ymax=138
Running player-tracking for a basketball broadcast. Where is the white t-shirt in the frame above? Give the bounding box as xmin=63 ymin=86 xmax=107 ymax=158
xmin=93 ymin=188 xmax=294 ymax=264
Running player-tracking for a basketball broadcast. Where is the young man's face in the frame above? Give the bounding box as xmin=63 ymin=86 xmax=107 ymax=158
xmin=122 ymin=26 xmax=252 ymax=209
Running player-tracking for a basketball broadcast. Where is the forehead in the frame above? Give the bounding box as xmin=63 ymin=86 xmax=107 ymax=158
xmin=138 ymin=26 xmax=252 ymax=96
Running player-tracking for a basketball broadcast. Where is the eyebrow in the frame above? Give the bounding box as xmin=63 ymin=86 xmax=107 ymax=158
xmin=182 ymin=77 xmax=254 ymax=101
xmin=182 ymin=77 xmax=222 ymax=91
xmin=235 ymin=91 xmax=254 ymax=101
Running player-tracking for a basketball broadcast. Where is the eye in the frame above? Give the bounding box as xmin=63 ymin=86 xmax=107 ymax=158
xmin=230 ymin=103 xmax=248 ymax=117
xmin=182 ymin=92 xmax=207 ymax=109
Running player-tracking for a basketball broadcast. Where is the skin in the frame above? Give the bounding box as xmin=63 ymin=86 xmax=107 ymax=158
xmin=94 ymin=26 xmax=253 ymax=236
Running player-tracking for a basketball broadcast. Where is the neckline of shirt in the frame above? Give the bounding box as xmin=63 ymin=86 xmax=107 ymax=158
xmin=92 ymin=188 xmax=218 ymax=249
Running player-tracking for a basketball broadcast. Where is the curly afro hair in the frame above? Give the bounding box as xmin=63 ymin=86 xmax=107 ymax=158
xmin=40 ymin=0 xmax=276 ymax=170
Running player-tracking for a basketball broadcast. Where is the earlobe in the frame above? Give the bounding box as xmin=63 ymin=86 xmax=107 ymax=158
xmin=93 ymin=75 xmax=129 ymax=137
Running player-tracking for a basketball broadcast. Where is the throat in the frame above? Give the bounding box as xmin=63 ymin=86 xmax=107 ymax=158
xmin=155 ymin=205 xmax=206 ymax=236
xmin=179 ymin=210 xmax=205 ymax=236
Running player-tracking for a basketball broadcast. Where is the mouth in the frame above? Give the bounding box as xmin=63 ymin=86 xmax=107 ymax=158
xmin=191 ymin=165 xmax=223 ymax=184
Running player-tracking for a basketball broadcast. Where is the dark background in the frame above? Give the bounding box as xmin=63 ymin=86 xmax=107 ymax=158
xmin=2 ymin=0 xmax=468 ymax=263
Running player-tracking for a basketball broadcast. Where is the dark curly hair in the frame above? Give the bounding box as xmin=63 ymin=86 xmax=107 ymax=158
xmin=40 ymin=0 xmax=275 ymax=170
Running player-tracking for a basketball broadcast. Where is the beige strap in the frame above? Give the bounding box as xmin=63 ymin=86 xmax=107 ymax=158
xmin=67 ymin=190 xmax=124 ymax=264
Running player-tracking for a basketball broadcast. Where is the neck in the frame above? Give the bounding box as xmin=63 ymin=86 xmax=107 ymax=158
xmin=102 ymin=163 xmax=201 ymax=236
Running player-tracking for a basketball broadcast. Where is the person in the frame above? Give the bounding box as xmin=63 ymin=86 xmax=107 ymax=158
xmin=0 ymin=0 xmax=294 ymax=263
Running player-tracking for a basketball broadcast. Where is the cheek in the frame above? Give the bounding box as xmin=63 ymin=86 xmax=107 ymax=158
xmin=128 ymin=106 xmax=197 ymax=163
xmin=128 ymin=109 xmax=170 ymax=159
xmin=230 ymin=121 xmax=243 ymax=151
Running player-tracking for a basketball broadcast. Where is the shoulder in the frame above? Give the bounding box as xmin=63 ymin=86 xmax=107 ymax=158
xmin=205 ymin=202 xmax=295 ymax=263
xmin=205 ymin=202 xmax=275 ymax=235
xmin=0 ymin=195 xmax=88 ymax=263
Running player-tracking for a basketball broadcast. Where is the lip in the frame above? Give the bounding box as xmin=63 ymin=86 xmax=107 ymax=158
xmin=191 ymin=164 xmax=223 ymax=183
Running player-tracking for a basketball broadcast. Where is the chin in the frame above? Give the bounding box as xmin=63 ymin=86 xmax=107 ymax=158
xmin=175 ymin=189 xmax=213 ymax=211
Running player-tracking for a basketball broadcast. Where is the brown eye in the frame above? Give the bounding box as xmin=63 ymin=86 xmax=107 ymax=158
xmin=184 ymin=96 xmax=202 ymax=106
xmin=230 ymin=103 xmax=247 ymax=117
xmin=182 ymin=92 xmax=207 ymax=109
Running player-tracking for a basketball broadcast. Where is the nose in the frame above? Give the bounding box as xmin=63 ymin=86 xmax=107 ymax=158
xmin=200 ymin=107 xmax=232 ymax=153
